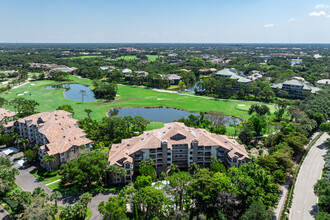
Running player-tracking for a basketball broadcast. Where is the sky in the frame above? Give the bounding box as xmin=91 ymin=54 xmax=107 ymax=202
xmin=0 ymin=0 xmax=330 ymax=43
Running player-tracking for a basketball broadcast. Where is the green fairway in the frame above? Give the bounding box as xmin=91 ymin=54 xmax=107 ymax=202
xmin=115 ymin=55 xmax=161 ymax=61
xmin=115 ymin=55 xmax=138 ymax=61
xmin=67 ymin=55 xmax=105 ymax=59
xmin=0 ymin=76 xmax=275 ymax=121
xmin=146 ymin=55 xmax=161 ymax=61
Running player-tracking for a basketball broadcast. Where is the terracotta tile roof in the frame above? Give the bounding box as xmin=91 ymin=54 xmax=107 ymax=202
xmin=0 ymin=108 xmax=16 ymax=121
xmin=109 ymin=122 xmax=249 ymax=166
xmin=15 ymin=110 xmax=92 ymax=155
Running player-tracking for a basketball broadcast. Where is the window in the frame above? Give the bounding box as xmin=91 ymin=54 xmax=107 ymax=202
xmin=233 ymin=157 xmax=237 ymax=163
xmin=125 ymin=163 xmax=131 ymax=169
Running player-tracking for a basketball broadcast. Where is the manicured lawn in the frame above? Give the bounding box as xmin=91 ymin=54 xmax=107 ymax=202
xmin=52 ymin=182 xmax=123 ymax=194
xmin=30 ymin=168 xmax=62 ymax=185
xmin=47 ymin=180 xmax=62 ymax=190
xmin=146 ymin=55 xmax=161 ymax=61
xmin=146 ymin=121 xmax=164 ymax=130
xmin=0 ymin=75 xmax=276 ymax=121
xmin=67 ymin=55 xmax=105 ymax=59
xmin=115 ymin=55 xmax=161 ymax=61
xmin=115 ymin=55 xmax=138 ymax=61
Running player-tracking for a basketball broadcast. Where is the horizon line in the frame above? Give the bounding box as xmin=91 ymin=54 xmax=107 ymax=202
xmin=1 ymin=42 xmax=330 ymax=45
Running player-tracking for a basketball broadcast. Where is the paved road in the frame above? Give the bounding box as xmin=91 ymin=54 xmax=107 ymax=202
xmin=13 ymin=164 xmax=111 ymax=219
xmin=0 ymin=205 xmax=12 ymax=220
xmin=290 ymin=132 xmax=329 ymax=220
xmin=1 ymin=151 xmax=110 ymax=220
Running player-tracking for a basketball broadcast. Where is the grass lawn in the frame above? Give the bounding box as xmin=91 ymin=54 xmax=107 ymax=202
xmin=146 ymin=55 xmax=161 ymax=61
xmin=146 ymin=121 xmax=164 ymax=130
xmin=115 ymin=55 xmax=161 ymax=61
xmin=67 ymin=55 xmax=105 ymax=60
xmin=47 ymin=180 xmax=62 ymax=190
xmin=51 ymin=182 xmax=123 ymax=194
xmin=30 ymin=167 xmax=62 ymax=185
xmin=115 ymin=55 xmax=138 ymax=61
xmin=0 ymin=75 xmax=276 ymax=121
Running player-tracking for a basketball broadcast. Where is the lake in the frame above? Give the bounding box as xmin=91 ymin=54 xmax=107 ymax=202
xmin=45 ymin=84 xmax=95 ymax=102
xmin=290 ymin=60 xmax=302 ymax=66
xmin=185 ymin=80 xmax=204 ymax=94
xmin=108 ymin=107 xmax=241 ymax=125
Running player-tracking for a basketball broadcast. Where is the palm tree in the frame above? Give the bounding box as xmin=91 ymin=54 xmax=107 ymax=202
xmin=12 ymin=133 xmax=21 ymax=149
xmin=84 ymin=109 xmax=92 ymax=118
xmin=189 ymin=162 xmax=199 ymax=175
xmin=79 ymin=90 xmax=87 ymax=102
xmin=51 ymin=191 xmax=62 ymax=212
xmin=20 ymin=138 xmax=29 ymax=152
xmin=168 ymin=164 xmax=180 ymax=176
xmin=42 ymin=154 xmax=56 ymax=169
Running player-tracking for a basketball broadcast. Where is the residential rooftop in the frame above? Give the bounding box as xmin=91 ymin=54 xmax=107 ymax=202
xmin=109 ymin=122 xmax=249 ymax=167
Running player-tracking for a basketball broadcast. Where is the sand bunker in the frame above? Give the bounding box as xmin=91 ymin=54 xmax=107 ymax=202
xmin=17 ymin=93 xmax=24 ymax=96
xmin=30 ymin=83 xmax=35 ymax=85
xmin=237 ymin=104 xmax=246 ymax=106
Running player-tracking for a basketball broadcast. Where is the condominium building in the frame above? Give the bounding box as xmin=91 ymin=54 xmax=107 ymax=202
xmin=0 ymin=108 xmax=16 ymax=123
xmin=4 ymin=110 xmax=92 ymax=170
xmin=108 ymin=122 xmax=249 ymax=184
xmin=215 ymin=68 xmax=252 ymax=84
xmin=271 ymin=79 xmax=321 ymax=99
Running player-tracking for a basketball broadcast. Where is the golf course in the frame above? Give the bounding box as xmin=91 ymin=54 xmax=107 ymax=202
xmin=0 ymin=75 xmax=276 ymax=127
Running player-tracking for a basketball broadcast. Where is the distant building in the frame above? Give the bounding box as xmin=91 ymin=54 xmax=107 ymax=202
xmin=271 ymin=79 xmax=321 ymax=99
xmin=317 ymin=79 xmax=330 ymax=85
xmin=180 ymin=69 xmax=191 ymax=72
xmin=30 ymin=63 xmax=77 ymax=74
xmin=292 ymin=76 xmax=305 ymax=82
xmin=168 ymin=53 xmax=178 ymax=58
xmin=199 ymin=68 xmax=218 ymax=74
xmin=117 ymin=47 xmax=145 ymax=53
xmin=215 ymin=68 xmax=252 ymax=84
xmin=108 ymin=122 xmax=249 ymax=184
xmin=122 ymin=69 xmax=132 ymax=74
xmin=124 ymin=71 xmax=149 ymax=81
xmin=4 ymin=110 xmax=92 ymax=170
xmin=314 ymin=54 xmax=322 ymax=59
xmin=51 ymin=66 xmax=77 ymax=73
xmin=200 ymin=54 xmax=210 ymax=59
xmin=247 ymin=70 xmax=263 ymax=81
xmin=160 ymin=74 xmax=181 ymax=85
xmin=100 ymin=66 xmax=116 ymax=70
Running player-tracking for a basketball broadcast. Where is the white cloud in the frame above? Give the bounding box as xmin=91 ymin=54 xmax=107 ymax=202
xmin=327 ymin=15 xmax=330 ymax=18
xmin=288 ymin=18 xmax=296 ymax=22
xmin=315 ymin=4 xmax=329 ymax=9
xmin=264 ymin=24 xmax=275 ymax=28
xmin=309 ymin=11 xmax=327 ymax=16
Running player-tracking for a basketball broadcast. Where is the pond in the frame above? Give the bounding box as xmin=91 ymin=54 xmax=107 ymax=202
xmin=45 ymin=84 xmax=95 ymax=102
xmin=290 ymin=60 xmax=302 ymax=66
xmin=108 ymin=107 xmax=242 ymax=125
xmin=185 ymin=80 xmax=204 ymax=94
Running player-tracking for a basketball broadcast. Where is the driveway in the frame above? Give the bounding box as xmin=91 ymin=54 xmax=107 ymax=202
xmin=290 ymin=132 xmax=329 ymax=220
xmin=13 ymin=164 xmax=110 ymax=219
xmin=0 ymin=205 xmax=12 ymax=220
xmin=1 ymin=151 xmax=110 ymax=219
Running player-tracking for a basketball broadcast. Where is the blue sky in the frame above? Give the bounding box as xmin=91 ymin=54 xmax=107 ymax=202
xmin=0 ymin=0 xmax=329 ymax=43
